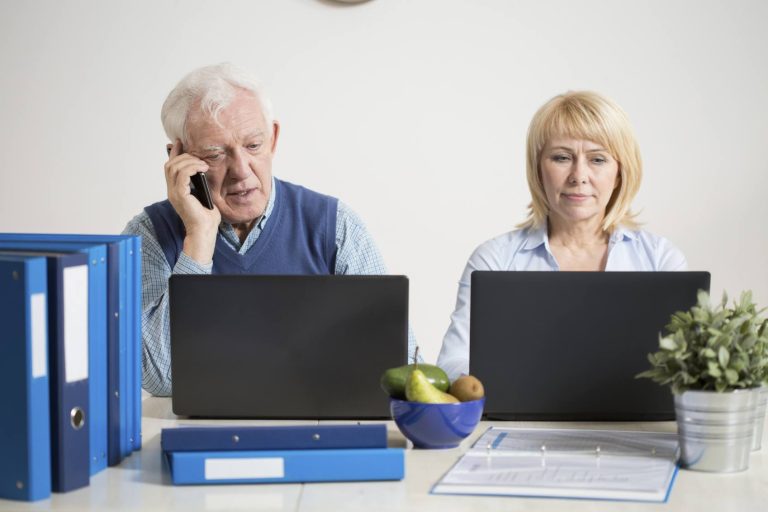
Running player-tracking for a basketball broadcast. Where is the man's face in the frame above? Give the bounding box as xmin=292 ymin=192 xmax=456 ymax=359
xmin=185 ymin=90 xmax=278 ymax=227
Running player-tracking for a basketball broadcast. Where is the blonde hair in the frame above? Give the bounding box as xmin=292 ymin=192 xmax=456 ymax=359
xmin=518 ymin=91 xmax=642 ymax=232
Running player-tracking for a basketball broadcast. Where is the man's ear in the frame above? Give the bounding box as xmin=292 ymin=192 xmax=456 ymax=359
xmin=270 ymin=121 xmax=281 ymax=154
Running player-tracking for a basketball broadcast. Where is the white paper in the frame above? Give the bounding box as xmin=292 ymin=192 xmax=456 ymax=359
xmin=63 ymin=265 xmax=89 ymax=383
xmin=205 ymin=458 xmax=285 ymax=480
xmin=30 ymin=293 xmax=47 ymax=378
xmin=433 ymin=427 xmax=679 ymax=502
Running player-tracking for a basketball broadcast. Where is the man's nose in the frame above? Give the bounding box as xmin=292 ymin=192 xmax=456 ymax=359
xmin=228 ymin=148 xmax=251 ymax=180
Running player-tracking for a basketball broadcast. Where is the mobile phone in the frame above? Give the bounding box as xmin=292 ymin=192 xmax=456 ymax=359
xmin=167 ymin=145 xmax=214 ymax=210
xmin=190 ymin=172 xmax=214 ymax=210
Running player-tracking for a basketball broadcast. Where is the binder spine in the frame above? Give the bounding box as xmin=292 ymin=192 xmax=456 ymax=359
xmin=119 ymin=241 xmax=132 ymax=459
xmin=105 ymin=243 xmax=123 ymax=466
xmin=49 ymin=255 xmax=90 ymax=493
xmin=168 ymin=448 xmax=405 ymax=485
xmin=0 ymin=257 xmax=51 ymax=501
xmin=130 ymin=236 xmax=142 ymax=451
xmin=87 ymin=246 xmax=108 ymax=474
xmin=161 ymin=424 xmax=388 ymax=452
xmin=26 ymin=261 xmax=52 ymax=501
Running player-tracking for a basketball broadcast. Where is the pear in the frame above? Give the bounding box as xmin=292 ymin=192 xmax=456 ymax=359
xmin=405 ymin=369 xmax=459 ymax=404
xmin=449 ymin=375 xmax=485 ymax=402
xmin=380 ymin=364 xmax=450 ymax=399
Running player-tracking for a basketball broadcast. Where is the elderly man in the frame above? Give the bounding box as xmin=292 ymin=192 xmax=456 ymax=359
xmin=124 ymin=63 xmax=416 ymax=396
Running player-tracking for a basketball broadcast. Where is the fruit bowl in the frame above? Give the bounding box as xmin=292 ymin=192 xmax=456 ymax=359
xmin=390 ymin=397 xmax=485 ymax=449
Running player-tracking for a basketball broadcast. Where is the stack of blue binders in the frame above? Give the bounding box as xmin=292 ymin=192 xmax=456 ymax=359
xmin=0 ymin=233 xmax=143 ymax=502
xmin=161 ymin=424 xmax=405 ymax=485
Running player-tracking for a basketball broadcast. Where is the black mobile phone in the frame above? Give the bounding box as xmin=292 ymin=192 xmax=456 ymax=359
xmin=190 ymin=172 xmax=214 ymax=210
xmin=167 ymin=145 xmax=214 ymax=210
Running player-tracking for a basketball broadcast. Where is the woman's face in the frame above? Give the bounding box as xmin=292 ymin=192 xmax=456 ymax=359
xmin=539 ymin=137 xmax=620 ymax=229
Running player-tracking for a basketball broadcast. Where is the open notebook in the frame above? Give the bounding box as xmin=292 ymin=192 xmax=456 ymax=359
xmin=432 ymin=427 xmax=679 ymax=503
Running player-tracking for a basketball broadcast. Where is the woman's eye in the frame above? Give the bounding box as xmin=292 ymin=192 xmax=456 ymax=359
xmin=552 ymin=154 xmax=571 ymax=162
xmin=592 ymin=157 xmax=606 ymax=164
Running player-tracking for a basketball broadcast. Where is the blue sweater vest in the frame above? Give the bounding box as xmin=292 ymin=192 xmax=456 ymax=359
xmin=144 ymin=179 xmax=338 ymax=274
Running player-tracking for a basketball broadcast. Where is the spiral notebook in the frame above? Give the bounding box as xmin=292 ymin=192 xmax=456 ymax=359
xmin=432 ymin=427 xmax=679 ymax=503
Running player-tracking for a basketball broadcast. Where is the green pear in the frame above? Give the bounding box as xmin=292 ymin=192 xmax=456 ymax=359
xmin=405 ymin=369 xmax=459 ymax=404
xmin=380 ymin=363 xmax=450 ymax=399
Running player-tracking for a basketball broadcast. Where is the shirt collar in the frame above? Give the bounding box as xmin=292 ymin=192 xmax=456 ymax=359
xmin=609 ymin=224 xmax=637 ymax=243
xmin=521 ymin=224 xmax=548 ymax=250
xmin=521 ymin=222 xmax=637 ymax=251
xmin=257 ymin=175 xmax=277 ymax=229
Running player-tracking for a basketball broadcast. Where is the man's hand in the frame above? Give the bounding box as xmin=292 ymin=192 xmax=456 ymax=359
xmin=165 ymin=140 xmax=221 ymax=264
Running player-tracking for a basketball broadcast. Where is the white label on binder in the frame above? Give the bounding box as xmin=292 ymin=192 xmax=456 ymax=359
xmin=31 ymin=293 xmax=47 ymax=378
xmin=205 ymin=458 xmax=285 ymax=480
xmin=64 ymin=265 xmax=89 ymax=383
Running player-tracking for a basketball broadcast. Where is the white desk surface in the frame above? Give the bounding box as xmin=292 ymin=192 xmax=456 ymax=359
xmin=2 ymin=395 xmax=766 ymax=512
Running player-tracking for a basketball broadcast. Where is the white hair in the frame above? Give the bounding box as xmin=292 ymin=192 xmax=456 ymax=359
xmin=160 ymin=63 xmax=274 ymax=145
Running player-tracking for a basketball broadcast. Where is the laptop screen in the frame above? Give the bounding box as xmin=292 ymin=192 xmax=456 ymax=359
xmin=470 ymin=271 xmax=710 ymax=421
xmin=169 ymin=275 xmax=409 ymax=419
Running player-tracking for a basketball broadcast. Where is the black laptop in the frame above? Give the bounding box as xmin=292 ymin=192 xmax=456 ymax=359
xmin=169 ymin=275 xmax=408 ymax=419
xmin=470 ymin=271 xmax=711 ymax=421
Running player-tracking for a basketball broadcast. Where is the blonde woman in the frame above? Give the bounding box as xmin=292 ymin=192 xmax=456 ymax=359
xmin=437 ymin=91 xmax=687 ymax=381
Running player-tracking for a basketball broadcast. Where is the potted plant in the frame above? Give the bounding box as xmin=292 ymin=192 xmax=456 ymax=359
xmin=638 ymin=290 xmax=768 ymax=472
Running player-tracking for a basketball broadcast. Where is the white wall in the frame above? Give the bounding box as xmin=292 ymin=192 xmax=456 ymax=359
xmin=1 ymin=0 xmax=766 ymax=363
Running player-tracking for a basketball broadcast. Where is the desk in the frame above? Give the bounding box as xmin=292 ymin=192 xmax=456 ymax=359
xmin=2 ymin=396 xmax=766 ymax=512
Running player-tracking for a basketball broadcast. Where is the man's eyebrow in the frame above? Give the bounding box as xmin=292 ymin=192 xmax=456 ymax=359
xmin=196 ymin=132 xmax=266 ymax=152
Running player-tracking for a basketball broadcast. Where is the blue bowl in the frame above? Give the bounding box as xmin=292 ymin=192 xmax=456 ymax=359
xmin=390 ymin=397 xmax=485 ymax=449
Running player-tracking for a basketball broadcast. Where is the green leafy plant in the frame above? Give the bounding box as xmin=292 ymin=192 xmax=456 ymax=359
xmin=638 ymin=290 xmax=768 ymax=394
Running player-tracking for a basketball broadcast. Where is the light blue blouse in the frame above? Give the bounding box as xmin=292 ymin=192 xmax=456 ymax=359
xmin=436 ymin=224 xmax=688 ymax=381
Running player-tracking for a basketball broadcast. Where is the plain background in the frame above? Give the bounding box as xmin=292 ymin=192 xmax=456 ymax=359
xmin=1 ymin=0 xmax=766 ymax=364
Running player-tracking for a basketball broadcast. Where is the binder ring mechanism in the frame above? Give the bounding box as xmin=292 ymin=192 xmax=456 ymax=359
xmin=484 ymin=441 xmax=611 ymax=467
xmin=70 ymin=407 xmax=86 ymax=430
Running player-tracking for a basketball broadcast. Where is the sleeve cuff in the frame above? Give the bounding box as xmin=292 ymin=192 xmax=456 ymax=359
xmin=173 ymin=251 xmax=213 ymax=275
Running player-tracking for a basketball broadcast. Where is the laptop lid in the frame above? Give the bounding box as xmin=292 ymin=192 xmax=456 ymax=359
xmin=470 ymin=271 xmax=711 ymax=421
xmin=169 ymin=275 xmax=408 ymax=419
